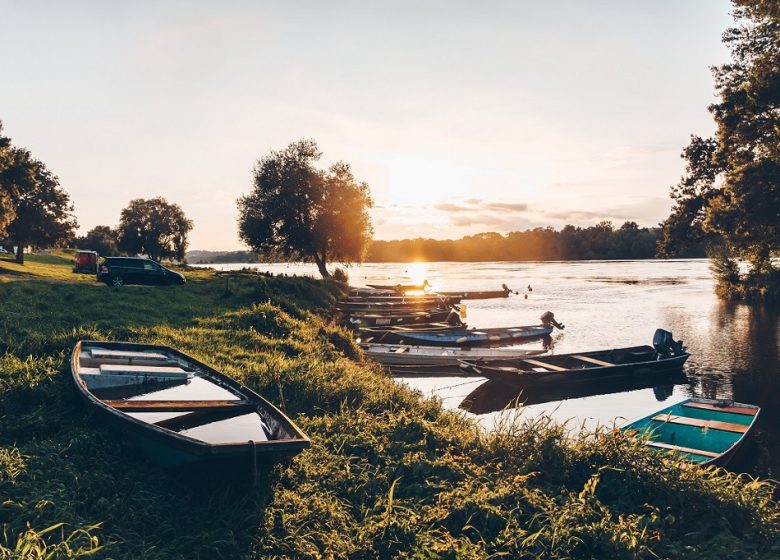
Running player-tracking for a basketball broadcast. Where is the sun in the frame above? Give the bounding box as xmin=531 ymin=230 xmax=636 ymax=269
xmin=406 ymin=262 xmax=429 ymax=287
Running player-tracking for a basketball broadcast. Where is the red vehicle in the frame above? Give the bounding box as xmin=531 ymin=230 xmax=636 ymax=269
xmin=73 ymin=250 xmax=98 ymax=274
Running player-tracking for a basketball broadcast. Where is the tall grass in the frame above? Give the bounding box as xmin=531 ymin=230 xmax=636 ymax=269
xmin=0 ymin=254 xmax=778 ymax=558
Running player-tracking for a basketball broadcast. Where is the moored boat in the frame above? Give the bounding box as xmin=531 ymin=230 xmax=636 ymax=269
xmin=361 ymin=342 xmax=547 ymax=367
xmin=71 ymin=340 xmax=310 ymax=469
xmin=347 ymin=308 xmax=458 ymax=327
xmin=367 ymin=281 xmax=430 ymax=292
xmin=338 ymin=297 xmax=460 ymax=313
xmin=622 ymin=398 xmax=760 ymax=467
xmin=437 ymin=284 xmax=515 ymax=300
xmin=459 ymin=330 xmax=689 ymax=388
xmin=361 ymin=324 xmax=553 ymax=346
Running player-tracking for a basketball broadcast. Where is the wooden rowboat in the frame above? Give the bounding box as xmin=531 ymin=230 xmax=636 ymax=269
xmin=622 ymin=398 xmax=760 ymax=467
xmin=459 ymin=330 xmax=689 ymax=388
xmin=71 ymin=340 xmax=309 ymax=469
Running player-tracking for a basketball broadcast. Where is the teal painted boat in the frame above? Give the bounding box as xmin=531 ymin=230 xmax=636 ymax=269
xmin=71 ymin=340 xmax=310 ymax=470
xmin=622 ymin=398 xmax=760 ymax=467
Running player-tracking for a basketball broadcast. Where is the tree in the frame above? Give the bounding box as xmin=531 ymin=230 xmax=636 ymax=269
xmin=0 ymin=133 xmax=78 ymax=264
xmin=238 ymin=139 xmax=374 ymax=278
xmin=658 ymin=1 xmax=779 ymax=299
xmin=0 ymin=122 xmax=15 ymax=239
xmin=117 ymin=197 xmax=193 ymax=261
xmin=76 ymin=225 xmax=120 ymax=256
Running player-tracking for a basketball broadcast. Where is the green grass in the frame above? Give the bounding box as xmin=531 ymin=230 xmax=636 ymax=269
xmin=0 ymin=254 xmax=778 ymax=559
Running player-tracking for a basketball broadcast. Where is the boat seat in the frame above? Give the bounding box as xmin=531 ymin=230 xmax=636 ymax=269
xmin=104 ymin=399 xmax=253 ymax=412
xmin=682 ymin=401 xmax=758 ymax=416
xmin=89 ymin=349 xmax=169 ymax=361
xmin=571 ymin=355 xmax=613 ymax=367
xmin=98 ymin=364 xmax=189 ymax=376
xmin=522 ymin=359 xmax=567 ymax=372
xmin=650 ymin=414 xmax=748 ymax=433
xmin=645 ymin=441 xmax=719 ymax=458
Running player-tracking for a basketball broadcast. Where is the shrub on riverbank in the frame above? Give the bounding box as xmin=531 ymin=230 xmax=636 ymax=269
xmin=710 ymin=251 xmax=780 ymax=303
xmin=1 ymin=254 xmax=778 ymax=558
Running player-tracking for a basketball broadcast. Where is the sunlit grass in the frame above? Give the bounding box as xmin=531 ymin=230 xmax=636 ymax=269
xmin=0 ymin=259 xmax=778 ymax=558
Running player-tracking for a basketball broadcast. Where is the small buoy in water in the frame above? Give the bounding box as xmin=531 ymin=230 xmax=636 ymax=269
xmin=524 ymin=293 xmax=528 ymax=300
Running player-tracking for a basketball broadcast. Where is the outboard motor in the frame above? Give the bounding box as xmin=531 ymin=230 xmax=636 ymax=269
xmin=446 ymin=308 xmax=464 ymax=326
xmin=540 ymin=311 xmax=565 ymax=330
xmin=653 ymin=329 xmax=685 ymax=357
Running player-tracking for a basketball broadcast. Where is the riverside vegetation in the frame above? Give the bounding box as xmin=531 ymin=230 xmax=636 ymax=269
xmin=0 ymin=253 xmax=778 ymax=559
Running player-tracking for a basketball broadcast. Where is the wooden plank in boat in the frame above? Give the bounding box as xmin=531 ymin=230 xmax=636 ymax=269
xmin=104 ymin=400 xmax=252 ymax=412
xmin=682 ymin=401 xmax=758 ymax=416
xmin=522 ymin=359 xmax=567 ymax=372
xmin=650 ymin=414 xmax=748 ymax=433
xmin=645 ymin=440 xmax=719 ymax=458
xmin=99 ymin=364 xmax=189 ymax=376
xmin=572 ymin=355 xmax=614 ymax=367
xmin=90 ymin=349 xmax=169 ymax=361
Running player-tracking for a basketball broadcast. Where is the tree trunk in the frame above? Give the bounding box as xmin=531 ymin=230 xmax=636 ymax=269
xmin=312 ymin=252 xmax=330 ymax=278
xmin=15 ymin=243 xmax=24 ymax=264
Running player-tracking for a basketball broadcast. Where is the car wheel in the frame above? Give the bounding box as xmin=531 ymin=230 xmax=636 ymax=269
xmin=111 ymin=276 xmax=124 ymax=287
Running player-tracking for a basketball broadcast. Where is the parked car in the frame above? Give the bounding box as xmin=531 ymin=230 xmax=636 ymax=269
xmin=73 ymin=250 xmax=98 ymax=274
xmin=97 ymin=257 xmax=186 ymax=287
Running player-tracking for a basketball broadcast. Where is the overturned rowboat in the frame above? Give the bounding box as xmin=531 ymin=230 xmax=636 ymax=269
xmin=622 ymin=398 xmax=760 ymax=468
xmin=71 ymin=340 xmax=309 ymax=469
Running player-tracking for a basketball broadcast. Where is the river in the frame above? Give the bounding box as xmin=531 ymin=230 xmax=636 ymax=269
xmin=195 ymin=259 xmax=780 ymax=478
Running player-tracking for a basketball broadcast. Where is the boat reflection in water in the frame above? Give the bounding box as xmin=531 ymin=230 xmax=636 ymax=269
xmin=459 ymin=370 xmax=689 ymax=416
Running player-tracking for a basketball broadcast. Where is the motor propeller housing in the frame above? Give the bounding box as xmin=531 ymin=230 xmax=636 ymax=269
xmin=653 ymin=329 xmax=685 ymax=356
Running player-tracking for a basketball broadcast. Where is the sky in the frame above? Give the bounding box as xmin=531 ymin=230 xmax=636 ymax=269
xmin=0 ymin=0 xmax=734 ymax=250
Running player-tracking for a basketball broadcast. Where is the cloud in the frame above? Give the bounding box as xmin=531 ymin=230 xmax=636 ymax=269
xmin=484 ymin=202 xmax=529 ymax=212
xmin=434 ymin=203 xmax=470 ymax=212
xmin=543 ymin=209 xmax=609 ymax=221
xmin=435 ymin=199 xmax=529 ymax=214
xmin=540 ymin=197 xmax=672 ymax=226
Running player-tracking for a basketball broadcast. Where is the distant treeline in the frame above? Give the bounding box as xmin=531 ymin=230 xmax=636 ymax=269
xmin=186 ymin=250 xmax=260 ymax=264
xmin=366 ymin=222 xmax=707 ymax=262
xmin=186 ymin=222 xmax=708 ymax=264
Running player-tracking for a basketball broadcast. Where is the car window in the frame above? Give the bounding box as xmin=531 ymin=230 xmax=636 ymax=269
xmin=143 ymin=262 xmax=159 ymax=271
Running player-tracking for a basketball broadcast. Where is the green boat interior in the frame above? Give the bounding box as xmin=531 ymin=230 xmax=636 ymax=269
xmin=625 ymin=399 xmax=759 ymax=464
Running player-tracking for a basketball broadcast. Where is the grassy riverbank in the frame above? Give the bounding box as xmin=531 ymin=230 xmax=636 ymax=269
xmin=1 ymin=254 xmax=778 ymax=559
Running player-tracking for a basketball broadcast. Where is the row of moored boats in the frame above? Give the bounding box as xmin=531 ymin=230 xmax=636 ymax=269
xmin=340 ymin=281 xmax=761 ymax=468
